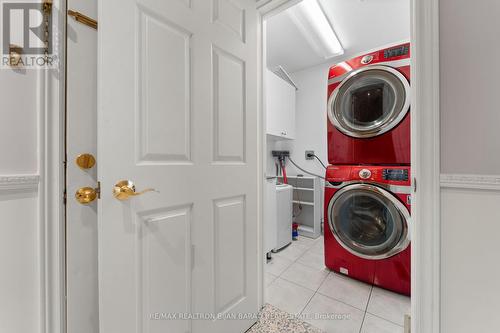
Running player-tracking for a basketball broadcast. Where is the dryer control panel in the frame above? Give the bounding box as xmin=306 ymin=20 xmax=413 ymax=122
xmin=384 ymin=45 xmax=410 ymax=59
xmin=382 ymin=169 xmax=409 ymax=181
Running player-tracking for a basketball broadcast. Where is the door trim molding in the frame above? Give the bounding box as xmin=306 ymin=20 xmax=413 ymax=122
xmin=41 ymin=0 xmax=67 ymax=332
xmin=41 ymin=0 xmax=443 ymax=331
xmin=441 ymin=174 xmax=500 ymax=191
xmin=0 ymin=175 xmax=40 ymax=192
xmin=259 ymin=0 xmax=442 ymax=331
xmin=411 ymin=0 xmax=441 ymax=331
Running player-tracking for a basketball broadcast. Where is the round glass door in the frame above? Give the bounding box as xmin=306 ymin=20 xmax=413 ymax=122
xmin=328 ymin=65 xmax=410 ymax=138
xmin=328 ymin=184 xmax=410 ymax=259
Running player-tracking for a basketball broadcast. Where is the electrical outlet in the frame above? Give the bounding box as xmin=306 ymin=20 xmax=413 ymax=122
xmin=305 ymin=150 xmax=314 ymax=160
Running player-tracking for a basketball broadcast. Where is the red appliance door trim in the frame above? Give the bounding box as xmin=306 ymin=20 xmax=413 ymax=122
xmin=327 ymin=65 xmax=411 ymax=138
xmin=327 ymin=183 xmax=411 ymax=260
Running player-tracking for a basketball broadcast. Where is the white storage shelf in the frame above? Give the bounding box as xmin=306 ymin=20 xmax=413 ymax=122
xmin=279 ymin=176 xmax=321 ymax=239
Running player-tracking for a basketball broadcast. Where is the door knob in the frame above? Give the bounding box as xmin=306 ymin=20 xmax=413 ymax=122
xmin=75 ymin=186 xmax=99 ymax=204
xmin=76 ymin=153 xmax=96 ymax=169
xmin=113 ymin=180 xmax=156 ymax=201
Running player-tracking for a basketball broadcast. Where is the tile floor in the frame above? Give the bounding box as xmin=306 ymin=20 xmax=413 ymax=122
xmin=265 ymin=236 xmax=410 ymax=333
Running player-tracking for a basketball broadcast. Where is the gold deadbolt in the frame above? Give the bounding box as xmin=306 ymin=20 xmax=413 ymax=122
xmin=76 ymin=153 xmax=96 ymax=169
xmin=75 ymin=187 xmax=98 ymax=204
xmin=113 ymin=180 xmax=156 ymax=201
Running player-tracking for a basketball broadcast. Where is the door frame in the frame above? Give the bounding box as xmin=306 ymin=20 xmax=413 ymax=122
xmin=42 ymin=0 xmax=441 ymax=332
xmin=256 ymin=1 xmax=441 ymax=333
xmin=42 ymin=0 xmax=67 ymax=332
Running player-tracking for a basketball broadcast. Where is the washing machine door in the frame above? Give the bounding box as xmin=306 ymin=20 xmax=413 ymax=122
xmin=328 ymin=65 xmax=410 ymax=138
xmin=328 ymin=183 xmax=410 ymax=260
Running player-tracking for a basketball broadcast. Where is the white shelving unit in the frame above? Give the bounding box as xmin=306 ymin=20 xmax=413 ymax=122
xmin=279 ymin=175 xmax=321 ymax=239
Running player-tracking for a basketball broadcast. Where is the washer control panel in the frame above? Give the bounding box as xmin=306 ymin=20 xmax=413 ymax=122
xmin=383 ymin=169 xmax=409 ymax=181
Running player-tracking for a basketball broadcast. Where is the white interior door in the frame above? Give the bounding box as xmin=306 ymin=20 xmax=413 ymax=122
xmin=98 ymin=1 xmax=259 ymax=333
xmin=66 ymin=0 xmax=99 ymax=332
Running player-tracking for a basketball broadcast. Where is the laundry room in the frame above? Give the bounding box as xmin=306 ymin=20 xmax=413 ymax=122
xmin=262 ymin=0 xmax=412 ymax=332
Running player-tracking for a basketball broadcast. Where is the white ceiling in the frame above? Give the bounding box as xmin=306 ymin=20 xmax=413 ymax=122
xmin=266 ymin=0 xmax=410 ymax=73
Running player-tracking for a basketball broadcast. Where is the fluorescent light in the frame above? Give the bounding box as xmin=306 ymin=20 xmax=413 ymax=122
xmin=288 ymin=0 xmax=344 ymax=59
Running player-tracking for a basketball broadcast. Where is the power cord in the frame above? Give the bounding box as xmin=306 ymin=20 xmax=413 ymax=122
xmin=288 ymin=156 xmax=326 ymax=180
xmin=307 ymin=152 xmax=328 ymax=170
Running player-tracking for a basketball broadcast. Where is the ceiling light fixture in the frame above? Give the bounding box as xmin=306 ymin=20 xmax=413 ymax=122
xmin=288 ymin=0 xmax=344 ymax=59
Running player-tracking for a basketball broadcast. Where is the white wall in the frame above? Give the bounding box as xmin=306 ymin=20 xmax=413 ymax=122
xmin=440 ymin=0 xmax=500 ymax=175
xmin=0 ymin=70 xmax=42 ymax=332
xmin=0 ymin=192 xmax=40 ymax=333
xmin=0 ymin=70 xmax=39 ymax=174
xmin=439 ymin=1 xmax=500 ymax=332
xmin=283 ymin=64 xmax=329 ymax=179
xmin=265 ymin=61 xmax=329 ymax=176
xmin=440 ymin=187 xmax=500 ymax=332
xmin=0 ymin=1 xmax=54 ymax=332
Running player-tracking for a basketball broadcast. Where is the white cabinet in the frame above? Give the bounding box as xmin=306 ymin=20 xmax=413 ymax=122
xmin=266 ymin=69 xmax=296 ymax=139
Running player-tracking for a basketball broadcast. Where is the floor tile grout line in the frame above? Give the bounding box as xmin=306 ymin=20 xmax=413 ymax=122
xmin=364 ymin=310 xmax=405 ymax=327
xmin=274 ymin=248 xmax=327 ymax=288
xmin=271 ymin=272 xmax=407 ymax=329
xmin=274 ymin=273 xmax=327 ymax=294
xmin=298 ymin=291 xmax=316 ymax=317
xmin=273 ymin=241 xmax=320 ymax=278
xmin=266 ymin=239 xmax=323 ymax=288
xmin=298 ymin=270 xmax=330 ymax=317
xmin=266 ymin=237 xmax=325 ymax=318
xmin=365 ymin=286 xmax=410 ymax=327
xmin=267 ymin=237 xmax=409 ymax=330
xmin=358 ymin=286 xmax=373 ymax=333
xmin=266 ymin=273 xmax=278 ymax=287
xmin=314 ymin=289 xmax=370 ymax=313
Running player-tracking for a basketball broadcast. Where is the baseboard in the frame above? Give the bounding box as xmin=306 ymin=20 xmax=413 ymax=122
xmin=440 ymin=174 xmax=500 ymax=191
xmin=0 ymin=175 xmax=40 ymax=193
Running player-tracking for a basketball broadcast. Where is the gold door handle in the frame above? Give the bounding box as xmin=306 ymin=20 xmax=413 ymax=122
xmin=75 ymin=186 xmax=99 ymax=204
xmin=113 ymin=180 xmax=157 ymax=201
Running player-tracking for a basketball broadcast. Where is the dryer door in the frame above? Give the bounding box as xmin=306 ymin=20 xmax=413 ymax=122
xmin=328 ymin=183 xmax=410 ymax=260
xmin=328 ymin=65 xmax=410 ymax=138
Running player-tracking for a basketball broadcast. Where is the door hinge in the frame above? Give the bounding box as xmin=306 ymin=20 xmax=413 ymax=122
xmin=96 ymin=181 xmax=101 ymax=199
xmin=63 ymin=189 xmax=67 ymax=205
xmin=413 ymin=178 xmax=417 ymax=192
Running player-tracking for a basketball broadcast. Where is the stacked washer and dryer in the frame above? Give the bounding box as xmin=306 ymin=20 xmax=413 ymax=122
xmin=324 ymin=43 xmax=412 ymax=296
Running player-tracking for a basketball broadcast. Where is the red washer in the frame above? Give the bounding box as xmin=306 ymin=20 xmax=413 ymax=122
xmin=324 ymin=165 xmax=411 ymax=296
xmin=327 ymin=43 xmax=411 ymax=165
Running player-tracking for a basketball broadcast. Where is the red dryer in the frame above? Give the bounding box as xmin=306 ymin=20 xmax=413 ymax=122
xmin=327 ymin=43 xmax=411 ymax=165
xmin=324 ymin=165 xmax=411 ymax=296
